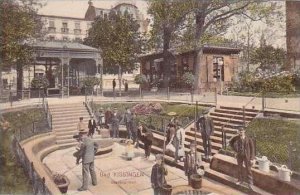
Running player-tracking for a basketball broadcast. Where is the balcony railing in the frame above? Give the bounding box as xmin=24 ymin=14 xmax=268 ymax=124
xmin=74 ymin=29 xmax=81 ymax=35
xmin=48 ymin=27 xmax=56 ymax=33
xmin=61 ymin=28 xmax=69 ymax=34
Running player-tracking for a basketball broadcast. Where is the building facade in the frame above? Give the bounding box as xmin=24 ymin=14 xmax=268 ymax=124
xmin=85 ymin=0 xmax=149 ymax=33
xmin=139 ymin=46 xmax=241 ymax=92
xmin=286 ymin=0 xmax=300 ymax=71
xmin=40 ymin=0 xmax=149 ymax=42
xmin=40 ymin=15 xmax=92 ymax=42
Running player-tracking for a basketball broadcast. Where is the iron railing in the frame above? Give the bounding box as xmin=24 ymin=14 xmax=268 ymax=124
xmin=42 ymin=98 xmax=52 ymax=130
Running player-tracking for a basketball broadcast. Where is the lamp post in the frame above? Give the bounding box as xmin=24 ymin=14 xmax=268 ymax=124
xmin=219 ymin=59 xmax=224 ymax=95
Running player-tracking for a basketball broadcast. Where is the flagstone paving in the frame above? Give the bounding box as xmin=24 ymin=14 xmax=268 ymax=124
xmin=43 ymin=141 xmax=246 ymax=195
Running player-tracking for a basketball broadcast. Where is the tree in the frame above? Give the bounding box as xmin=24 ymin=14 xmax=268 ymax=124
xmin=147 ymin=0 xmax=282 ymax=92
xmin=250 ymin=45 xmax=287 ymax=71
xmin=147 ymin=0 xmax=192 ymax=88
xmin=84 ymin=10 xmax=143 ymax=96
xmin=0 ymin=0 xmax=43 ymax=95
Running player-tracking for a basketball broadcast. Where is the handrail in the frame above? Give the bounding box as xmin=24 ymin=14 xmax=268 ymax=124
xmin=42 ymin=97 xmax=52 ymax=130
xmin=220 ymin=92 xmax=264 ymax=150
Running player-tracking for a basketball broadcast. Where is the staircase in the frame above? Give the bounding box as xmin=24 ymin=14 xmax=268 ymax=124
xmin=49 ymin=103 xmax=102 ymax=149
xmin=185 ymin=106 xmax=259 ymax=156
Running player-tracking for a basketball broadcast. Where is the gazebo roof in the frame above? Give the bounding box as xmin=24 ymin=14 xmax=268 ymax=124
xmin=31 ymin=41 xmax=99 ymax=52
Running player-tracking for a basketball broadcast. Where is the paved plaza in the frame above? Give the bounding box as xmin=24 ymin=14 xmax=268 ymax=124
xmin=43 ymin=141 xmax=245 ymax=195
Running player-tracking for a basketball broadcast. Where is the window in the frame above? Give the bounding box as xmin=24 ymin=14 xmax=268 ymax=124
xmin=62 ymin=36 xmax=69 ymax=41
xmin=61 ymin=22 xmax=69 ymax=34
xmin=49 ymin=36 xmax=55 ymax=41
xmin=49 ymin=21 xmax=55 ymax=27
xmin=48 ymin=20 xmax=56 ymax=32
xmin=213 ymin=56 xmax=224 ymax=81
xmin=75 ymin=37 xmax=82 ymax=42
xmin=62 ymin=22 xmax=68 ymax=28
xmin=75 ymin=22 xmax=80 ymax=29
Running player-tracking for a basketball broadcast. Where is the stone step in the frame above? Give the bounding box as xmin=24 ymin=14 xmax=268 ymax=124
xmin=185 ymin=130 xmax=223 ymax=144
xmin=52 ymin=114 xmax=90 ymax=120
xmin=57 ymin=137 xmax=104 ymax=149
xmin=53 ymin=122 xmax=88 ymax=128
xmin=56 ymin=135 xmax=102 ymax=145
xmin=50 ymin=104 xmax=85 ymax=108
xmin=56 ymin=134 xmax=102 ymax=141
xmin=214 ymin=108 xmax=258 ymax=117
xmin=205 ymin=169 xmax=272 ymax=195
xmin=189 ymin=127 xmax=236 ymax=139
xmin=213 ymin=121 xmax=243 ymax=130
xmin=219 ymin=106 xmax=258 ymax=114
xmin=55 ymin=129 xmax=79 ymax=136
xmin=50 ymin=108 xmax=88 ymax=114
xmin=210 ymin=112 xmax=255 ymax=120
xmin=210 ymin=115 xmax=252 ymax=124
xmin=185 ymin=134 xmax=222 ymax=150
xmin=52 ymin=119 xmax=89 ymax=126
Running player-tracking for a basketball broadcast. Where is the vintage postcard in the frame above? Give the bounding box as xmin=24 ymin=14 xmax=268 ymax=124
xmin=0 ymin=0 xmax=299 ymax=195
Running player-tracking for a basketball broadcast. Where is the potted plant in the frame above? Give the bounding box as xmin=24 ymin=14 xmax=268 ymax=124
xmin=134 ymin=74 xmax=148 ymax=98
xmin=182 ymin=72 xmax=195 ymax=102
xmin=31 ymin=76 xmax=49 ymax=98
xmin=53 ymin=173 xmax=70 ymax=193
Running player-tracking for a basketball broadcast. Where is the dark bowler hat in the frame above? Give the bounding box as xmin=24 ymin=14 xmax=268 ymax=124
xmin=202 ymin=109 xmax=209 ymax=114
xmin=155 ymin=154 xmax=163 ymax=160
xmin=237 ymin=125 xmax=246 ymax=131
xmin=189 ymin=142 xmax=196 ymax=148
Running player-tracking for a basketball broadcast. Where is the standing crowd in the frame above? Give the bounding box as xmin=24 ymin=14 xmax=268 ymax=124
xmin=73 ymin=106 xmax=255 ymax=193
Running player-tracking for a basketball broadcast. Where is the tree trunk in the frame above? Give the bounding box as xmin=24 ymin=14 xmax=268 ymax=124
xmin=193 ymin=12 xmax=205 ymax=93
xmin=194 ymin=48 xmax=204 ymax=93
xmin=0 ymin=64 xmax=3 ymax=96
xmin=17 ymin=62 xmax=23 ymax=99
xmin=118 ymin=65 xmax=122 ymax=97
xmin=162 ymin=27 xmax=172 ymax=88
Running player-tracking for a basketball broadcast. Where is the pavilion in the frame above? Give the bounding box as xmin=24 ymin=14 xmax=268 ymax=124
xmin=28 ymin=40 xmax=103 ymax=98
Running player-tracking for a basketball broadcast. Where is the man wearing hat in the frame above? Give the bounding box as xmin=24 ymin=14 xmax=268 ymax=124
xmin=196 ymin=109 xmax=214 ymax=159
xmin=98 ymin=108 xmax=105 ymax=129
xmin=174 ymin=121 xmax=185 ymax=163
xmin=76 ymin=129 xmax=99 ymax=191
xmin=111 ymin=107 xmax=121 ymax=138
xmin=88 ymin=115 xmax=97 ymax=138
xmin=151 ymin=154 xmax=168 ymax=195
xmin=229 ymin=125 xmax=255 ymax=190
xmin=77 ymin=117 xmax=85 ymax=132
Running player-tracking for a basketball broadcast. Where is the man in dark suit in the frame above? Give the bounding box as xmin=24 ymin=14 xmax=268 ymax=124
xmin=229 ymin=125 xmax=255 ymax=190
xmin=124 ymin=107 xmax=133 ymax=139
xmin=76 ymin=129 xmax=99 ymax=191
xmin=151 ymin=154 xmax=168 ymax=195
xmin=88 ymin=115 xmax=97 ymax=138
xmin=111 ymin=108 xmax=121 ymax=138
xmin=140 ymin=125 xmax=153 ymax=159
xmin=196 ymin=110 xmax=214 ymax=159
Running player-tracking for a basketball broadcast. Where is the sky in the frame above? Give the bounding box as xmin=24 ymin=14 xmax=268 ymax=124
xmin=38 ymin=0 xmax=286 ymax=49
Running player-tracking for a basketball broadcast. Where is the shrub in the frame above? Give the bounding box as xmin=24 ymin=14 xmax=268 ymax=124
xmin=233 ymin=70 xmax=296 ymax=93
xmin=31 ymin=76 xmax=49 ymax=89
xmin=134 ymin=74 xmax=148 ymax=85
xmin=182 ymin=72 xmax=195 ymax=89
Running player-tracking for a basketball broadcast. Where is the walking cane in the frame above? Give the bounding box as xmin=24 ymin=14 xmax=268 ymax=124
xmin=195 ymin=101 xmax=198 ymax=169
xmin=162 ymin=118 xmax=166 ymax=163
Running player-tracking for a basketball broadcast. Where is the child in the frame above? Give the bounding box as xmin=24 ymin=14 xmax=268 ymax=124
xmin=126 ymin=140 xmax=134 ymax=160
xmin=151 ymin=154 xmax=168 ymax=195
